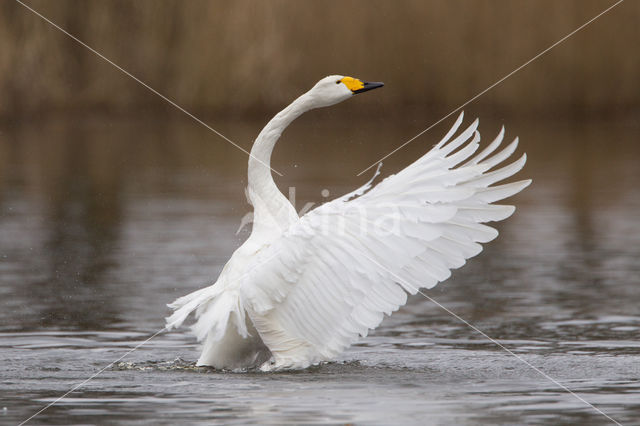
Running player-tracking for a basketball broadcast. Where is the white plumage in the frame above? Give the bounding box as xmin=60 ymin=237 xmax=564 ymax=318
xmin=166 ymin=75 xmax=530 ymax=370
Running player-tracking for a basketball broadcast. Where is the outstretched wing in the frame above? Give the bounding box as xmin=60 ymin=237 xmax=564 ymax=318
xmin=240 ymin=113 xmax=531 ymax=369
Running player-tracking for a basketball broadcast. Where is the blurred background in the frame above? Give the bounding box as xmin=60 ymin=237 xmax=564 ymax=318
xmin=1 ymin=1 xmax=640 ymax=423
xmin=0 ymin=0 xmax=638 ymax=117
xmin=1 ymin=0 xmax=639 ymax=337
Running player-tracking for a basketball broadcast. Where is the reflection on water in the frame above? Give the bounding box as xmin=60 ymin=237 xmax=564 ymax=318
xmin=1 ymin=113 xmax=639 ymax=424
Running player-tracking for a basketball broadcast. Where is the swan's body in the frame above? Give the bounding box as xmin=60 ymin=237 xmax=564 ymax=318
xmin=166 ymin=75 xmax=530 ymax=370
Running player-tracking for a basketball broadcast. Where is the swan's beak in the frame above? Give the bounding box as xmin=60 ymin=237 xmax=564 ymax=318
xmin=352 ymin=81 xmax=384 ymax=95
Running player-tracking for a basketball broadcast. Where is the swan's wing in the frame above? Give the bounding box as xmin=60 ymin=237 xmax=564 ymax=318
xmin=241 ymin=113 xmax=531 ymax=369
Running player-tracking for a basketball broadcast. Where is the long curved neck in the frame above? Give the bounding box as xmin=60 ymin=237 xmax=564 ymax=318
xmin=247 ymin=92 xmax=314 ymax=238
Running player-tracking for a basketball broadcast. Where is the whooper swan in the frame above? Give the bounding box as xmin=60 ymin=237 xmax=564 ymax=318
xmin=166 ymin=75 xmax=530 ymax=371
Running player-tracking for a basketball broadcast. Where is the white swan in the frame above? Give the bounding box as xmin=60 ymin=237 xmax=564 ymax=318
xmin=166 ymin=75 xmax=530 ymax=371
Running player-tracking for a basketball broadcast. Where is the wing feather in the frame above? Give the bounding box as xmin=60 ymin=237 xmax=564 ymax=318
xmin=465 ymin=125 xmax=504 ymax=166
xmin=241 ymin=115 xmax=531 ymax=369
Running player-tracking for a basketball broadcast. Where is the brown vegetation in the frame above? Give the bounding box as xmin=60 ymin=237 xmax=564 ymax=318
xmin=0 ymin=0 xmax=637 ymax=117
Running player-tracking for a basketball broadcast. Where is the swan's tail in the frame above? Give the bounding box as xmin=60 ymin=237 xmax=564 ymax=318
xmin=165 ymin=284 xmax=249 ymax=342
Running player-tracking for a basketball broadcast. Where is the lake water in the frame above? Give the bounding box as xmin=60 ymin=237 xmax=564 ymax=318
xmin=1 ymin=111 xmax=639 ymax=424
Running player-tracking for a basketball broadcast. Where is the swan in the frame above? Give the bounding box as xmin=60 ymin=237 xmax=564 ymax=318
xmin=166 ymin=75 xmax=530 ymax=371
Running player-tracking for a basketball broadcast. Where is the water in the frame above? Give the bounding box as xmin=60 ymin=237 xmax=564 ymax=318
xmin=1 ymin=112 xmax=639 ymax=425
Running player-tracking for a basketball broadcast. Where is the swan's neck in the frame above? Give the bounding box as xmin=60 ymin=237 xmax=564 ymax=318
xmin=247 ymin=92 xmax=314 ymax=238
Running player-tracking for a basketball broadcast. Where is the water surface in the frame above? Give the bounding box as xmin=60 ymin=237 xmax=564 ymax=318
xmin=1 ymin=113 xmax=639 ymax=424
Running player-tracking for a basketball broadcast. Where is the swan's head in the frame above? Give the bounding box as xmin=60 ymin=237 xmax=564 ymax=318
xmin=307 ymin=75 xmax=384 ymax=108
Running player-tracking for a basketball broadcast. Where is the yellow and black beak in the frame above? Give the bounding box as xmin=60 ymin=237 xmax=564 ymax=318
xmin=352 ymin=81 xmax=384 ymax=94
xmin=340 ymin=76 xmax=384 ymax=94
